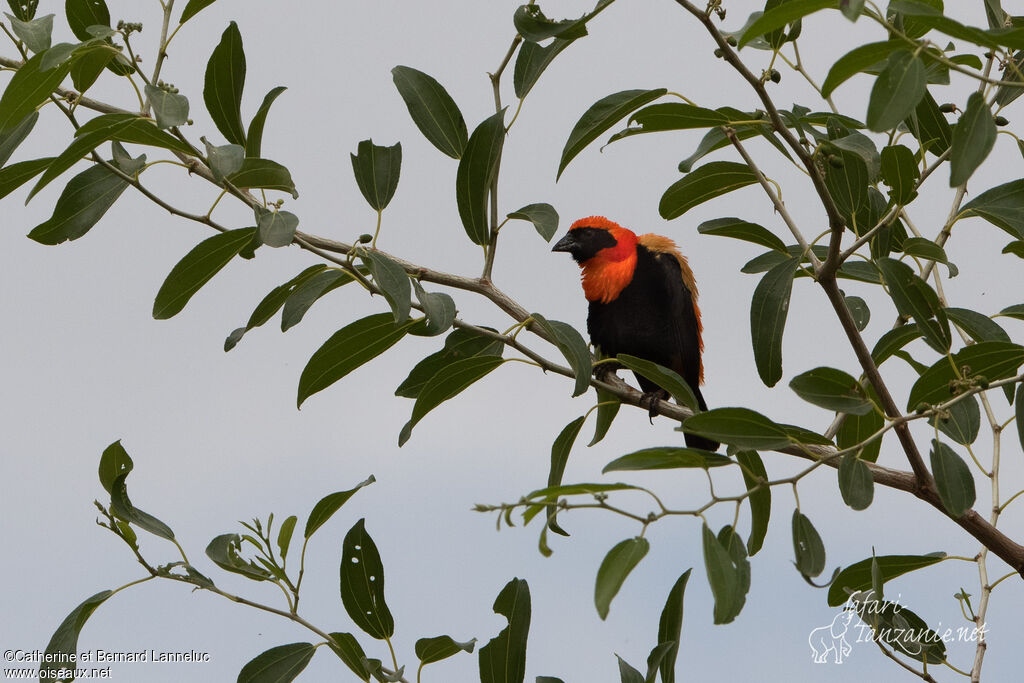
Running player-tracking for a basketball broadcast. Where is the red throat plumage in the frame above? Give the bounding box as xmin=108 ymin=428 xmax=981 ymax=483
xmin=569 ymin=216 xmax=639 ymax=304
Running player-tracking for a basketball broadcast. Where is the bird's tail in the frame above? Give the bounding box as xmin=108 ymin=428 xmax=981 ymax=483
xmin=685 ymin=386 xmax=720 ymax=452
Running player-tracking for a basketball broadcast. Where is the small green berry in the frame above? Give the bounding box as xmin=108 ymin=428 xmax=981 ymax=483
xmin=358 ymin=233 xmax=373 ymax=244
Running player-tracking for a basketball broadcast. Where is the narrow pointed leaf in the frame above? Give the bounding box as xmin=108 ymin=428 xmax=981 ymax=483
xmin=792 ymin=511 xmax=826 ymax=578
xmin=944 ymin=307 xmax=1009 ymax=343
xmin=616 ymin=657 xmax=644 ymax=683
xmin=351 ymin=139 xmax=401 ymax=211
xmin=326 ymin=632 xmax=371 ymax=682
xmin=225 ymin=264 xmax=327 ymax=350
xmin=701 ymin=524 xmax=743 ymax=624
xmin=871 ymin=324 xmax=922 ymax=365
xmin=246 ymin=86 xmax=286 ymax=158
xmin=0 ymin=110 xmax=37 ymax=166
xmin=340 ymin=519 xmax=393 ymax=639
xmin=961 ymin=179 xmax=1024 ymax=239
xmin=507 ymin=203 xmax=559 ymax=242
xmin=684 ymin=407 xmax=790 ymax=450
xmin=457 ymin=109 xmax=506 ymax=244
xmin=697 ymin=217 xmax=786 ymax=251
xmin=180 ymin=0 xmax=217 ymax=23
xmin=595 ymin=537 xmax=648 ymax=620
xmin=391 ymin=66 xmax=467 ymax=159
xmin=395 ymin=328 xmax=503 ymax=398
xmin=532 ymin=313 xmax=592 ymax=397
xmin=546 ymin=416 xmax=585 ymax=534
xmin=905 ymin=90 xmax=952 ymax=156
xmin=237 ymin=643 xmax=315 ymax=683
xmin=589 ymin=387 xmax=620 ymax=446
xmin=203 ymin=21 xmax=246 ymax=145
xmin=478 ymin=578 xmax=531 ymax=683
xmin=876 ymin=258 xmax=950 ymax=351
xmin=602 ymin=447 xmax=731 ymax=472
xmin=949 ymin=92 xmax=996 ymax=186
xmin=276 ymin=515 xmax=297 ymax=560
xmin=827 ymin=553 xmax=946 ymax=606
xmin=867 ymin=50 xmax=927 ymax=132
xmin=822 ymin=40 xmax=902 ymax=97
xmin=514 ymin=38 xmax=578 ymax=101
xmin=297 ymin=313 xmax=415 ymax=407
xmin=655 ymin=569 xmax=690 ymax=683
xmin=0 ymin=156 xmax=53 ymax=201
xmin=399 ymin=356 xmax=503 ymax=445
xmin=930 ymin=439 xmax=976 ymax=517
xmin=281 ymin=269 xmax=358 ymax=332
xmin=660 ymin=161 xmax=757 ymax=220
xmin=751 ymin=256 xmax=799 ymax=387
xmin=38 ymin=591 xmax=112 ymax=680
xmin=736 ymin=451 xmax=770 ymax=555
xmin=616 ymin=354 xmax=698 ymax=412
xmin=739 ymin=0 xmax=835 ymax=47
xmin=27 ymin=164 xmax=128 ymax=245
xmin=304 ymin=475 xmax=376 ymax=539
xmin=152 ymin=228 xmax=255 ymax=319
xmin=557 ymin=89 xmax=666 ymax=179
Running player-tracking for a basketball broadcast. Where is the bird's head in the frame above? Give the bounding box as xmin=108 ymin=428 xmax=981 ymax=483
xmin=552 ymin=216 xmax=639 ymax=303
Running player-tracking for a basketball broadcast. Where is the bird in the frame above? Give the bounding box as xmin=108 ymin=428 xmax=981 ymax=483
xmin=552 ymin=216 xmax=719 ymax=451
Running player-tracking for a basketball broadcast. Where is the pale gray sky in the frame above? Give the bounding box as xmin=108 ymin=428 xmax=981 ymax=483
xmin=2 ymin=1 xmax=1021 ymax=681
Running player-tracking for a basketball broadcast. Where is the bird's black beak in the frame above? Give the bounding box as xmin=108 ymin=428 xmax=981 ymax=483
xmin=551 ymin=232 xmax=577 ymax=253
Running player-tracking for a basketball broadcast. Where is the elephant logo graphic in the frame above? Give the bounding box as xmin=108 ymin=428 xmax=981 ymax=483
xmin=808 ymin=611 xmax=855 ymax=664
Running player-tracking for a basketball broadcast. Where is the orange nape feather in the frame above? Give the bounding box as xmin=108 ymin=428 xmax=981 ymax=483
xmin=570 ymin=216 xmax=639 ymax=304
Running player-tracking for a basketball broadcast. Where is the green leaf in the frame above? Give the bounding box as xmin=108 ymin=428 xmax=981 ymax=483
xmin=701 ymin=525 xmax=746 ymax=624
xmin=411 ymin=281 xmax=456 ymax=337
xmin=304 ymin=475 xmax=376 ymax=539
xmin=827 ymin=553 xmax=946 ymax=606
xmin=203 ymin=21 xmax=246 ymax=146
xmin=0 ymin=109 xmax=37 ymax=166
xmin=792 ymin=511 xmax=826 ymax=578
xmin=841 ymin=0 xmax=866 ymax=20
xmin=616 ymin=354 xmax=699 ymax=412
xmin=930 ymin=439 xmax=976 ymax=517
xmin=595 ymin=537 xmax=649 ymax=620
xmin=399 ymin=356 xmax=504 ymax=446
xmin=876 ymin=257 xmax=950 ymax=351
xmin=326 ymin=633 xmax=371 ymax=682
xmin=531 ymin=313 xmax=592 ymax=397
xmin=111 ymin=141 xmax=144 ymax=175
xmin=204 ymin=140 xmax=244 ymax=183
xmin=391 ymin=65 xmax=468 ymax=159
xmin=255 ymin=208 xmax=298 ymax=248
xmin=229 ymin=158 xmax=298 ymax=199
xmin=276 ymin=515 xmax=297 ymax=560
xmin=684 ymin=407 xmax=791 ymax=450
xmin=395 ymin=328 xmax=503 ymax=398
xmin=675 ymin=117 xmax=787 ymax=173
xmin=98 ymin=440 xmax=132 ymax=494
xmin=478 ymin=578 xmax=531 ymax=683
xmin=961 ymin=178 xmax=1024 ymax=239
xmin=880 ymin=143 xmax=919 ymax=204
xmin=546 ymin=416 xmax=586 ymax=534
xmin=998 ymin=303 xmax=1024 ymax=321
xmin=1016 ymin=385 xmax=1024 ymax=456
xmin=297 ymin=313 xmax=415 ymax=407
xmin=655 ymin=569 xmax=690 ymax=683
xmin=900 ymin=237 xmax=953 ymax=272
xmin=866 ymin=50 xmax=926 ymax=132
xmin=0 ymin=156 xmax=52 ymax=201
xmin=589 ymin=387 xmax=620 ymax=446
xmin=890 ymin=0 xmax=999 ymax=47
xmin=180 ymin=0 xmax=217 ymax=23
xmin=602 ymin=447 xmax=731 ymax=473
xmin=507 ymin=203 xmax=559 ymax=242
xmin=237 ymin=643 xmax=316 ymax=683
xmin=206 ymin=533 xmax=272 ymax=581
xmin=871 ymin=323 xmax=922 ymax=365
xmin=945 ymin=307 xmax=1010 ymax=343
xmin=836 ymin=387 xmax=884 ymax=463
xmin=113 ymin=118 xmax=195 ymax=155
xmin=830 ymin=132 xmax=881 ymax=182
xmin=281 ymin=269 xmax=357 ymax=333
xmin=6 ymin=0 xmax=38 ymax=21
xmin=697 ymin=217 xmax=787 ymax=252
xmin=38 ymin=590 xmax=113 ymax=680
xmin=151 ymin=228 xmax=255 ymax=319
xmin=340 ymin=519 xmax=394 ymax=639
xmin=659 ymin=161 xmax=757 ymax=220
xmin=27 ymin=163 xmax=128 ymax=245
xmin=28 ymin=113 xmax=138 ymax=200
xmin=823 ymin=149 xmax=869 ymax=228
xmin=557 ymin=89 xmax=666 ymax=179
xmin=351 ymin=139 xmax=401 ymax=211
xmin=69 ymin=44 xmax=115 ymax=93
xmin=950 ymin=92 xmax=996 ymax=186
xmin=457 ymin=109 xmax=506 ymax=244
xmin=608 ymin=102 xmax=731 ymax=144
xmin=907 ymin=341 xmax=1024 ymax=410
xmin=616 ymin=656 xmax=645 ymax=683
xmin=838 ymin=452 xmax=875 ymax=510
xmin=1003 ymin=241 xmax=1024 ymax=259
xmin=736 ymin=451 xmax=770 ymax=554
xmin=512 ymin=4 xmax=588 ymax=41
xmin=109 ymin=469 xmax=175 ymax=540
xmin=930 ymin=393 xmax=981 ymax=444
xmin=65 ymin=0 xmax=108 ymax=40
xmin=245 ymin=86 xmax=286 ymax=158
xmin=789 ymin=366 xmax=874 ymax=415
xmin=144 ymin=84 xmax=189 ymax=129
xmin=750 ymin=256 xmax=799 ymax=387
xmin=739 ymin=0 xmax=835 ymax=47
xmin=415 ymin=635 xmax=476 ymax=666
xmin=905 ymin=90 xmax=952 ymax=156
xmin=513 ymin=37 xmax=577 ymax=100
xmin=362 ymin=250 xmax=411 ymax=325
xmin=6 ymin=12 xmax=52 ymax=53
xmin=844 ymin=294 xmax=870 ymax=331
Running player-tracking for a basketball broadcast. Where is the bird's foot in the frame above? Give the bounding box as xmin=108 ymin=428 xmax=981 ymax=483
xmin=593 ymin=361 xmax=621 ymax=384
xmin=640 ymin=389 xmax=670 ymax=423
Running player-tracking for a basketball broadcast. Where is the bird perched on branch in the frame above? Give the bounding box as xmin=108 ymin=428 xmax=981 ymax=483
xmin=552 ymin=216 xmax=719 ymax=451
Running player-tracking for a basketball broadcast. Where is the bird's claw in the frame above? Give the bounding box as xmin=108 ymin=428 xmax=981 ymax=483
xmin=640 ymin=389 xmax=670 ymax=424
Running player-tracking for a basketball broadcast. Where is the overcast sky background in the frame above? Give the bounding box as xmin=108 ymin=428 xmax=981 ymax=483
xmin=2 ymin=1 xmax=1022 ymax=681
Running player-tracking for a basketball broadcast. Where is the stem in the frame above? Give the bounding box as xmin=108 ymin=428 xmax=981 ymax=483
xmin=483 ymin=35 xmax=522 ymax=281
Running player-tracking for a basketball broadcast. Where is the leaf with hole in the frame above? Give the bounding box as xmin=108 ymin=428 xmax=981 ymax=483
xmin=340 ymin=519 xmax=393 ymax=639
xmin=792 ymin=511 xmax=826 ymax=578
